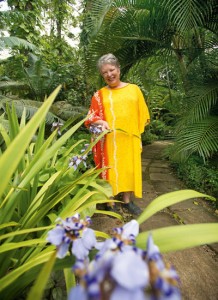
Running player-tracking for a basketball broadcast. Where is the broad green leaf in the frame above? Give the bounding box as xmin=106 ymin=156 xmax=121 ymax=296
xmin=94 ymin=230 xmax=110 ymax=239
xmin=137 ymin=190 xmax=215 ymax=224
xmin=21 ymin=130 xmax=57 ymax=179
xmin=1 ymin=36 xmax=37 ymax=51
xmin=61 ymin=191 xmax=99 ymax=218
xmin=136 ymin=223 xmax=218 ymax=253
xmin=0 ymin=123 xmax=11 ymax=147
xmin=79 ymin=179 xmax=113 ymax=198
xmin=2 ymin=255 xmax=74 ymax=299
xmin=64 ymin=268 xmax=76 ymax=294
xmin=94 ymin=209 xmax=123 ymax=221
xmin=27 ymin=251 xmax=57 ymax=300
xmin=12 ymin=116 xmax=87 ymax=195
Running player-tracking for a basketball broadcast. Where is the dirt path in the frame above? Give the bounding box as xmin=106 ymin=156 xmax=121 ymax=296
xmin=92 ymin=140 xmax=218 ymax=299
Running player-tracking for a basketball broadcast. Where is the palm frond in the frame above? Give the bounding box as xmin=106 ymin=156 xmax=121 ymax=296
xmin=0 ymin=97 xmax=64 ymax=125
xmin=173 ymin=116 xmax=218 ymax=161
xmin=0 ymin=36 xmax=37 ymax=51
xmin=181 ymin=82 xmax=218 ymax=124
xmin=162 ymin=0 xmax=214 ymax=32
xmin=0 ymin=81 xmax=28 ymax=91
xmin=83 ymin=0 xmax=172 ymax=80
xmin=0 ymin=95 xmax=87 ymax=122
xmin=82 ymin=0 xmax=217 ymax=73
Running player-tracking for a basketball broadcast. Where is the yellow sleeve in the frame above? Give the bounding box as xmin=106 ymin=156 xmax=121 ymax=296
xmin=137 ymin=86 xmax=150 ymax=134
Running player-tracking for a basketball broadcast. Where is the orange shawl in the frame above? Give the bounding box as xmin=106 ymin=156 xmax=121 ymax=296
xmin=84 ymin=90 xmax=108 ymax=179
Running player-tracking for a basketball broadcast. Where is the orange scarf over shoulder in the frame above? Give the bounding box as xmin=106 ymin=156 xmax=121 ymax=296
xmin=84 ymin=90 xmax=108 ymax=179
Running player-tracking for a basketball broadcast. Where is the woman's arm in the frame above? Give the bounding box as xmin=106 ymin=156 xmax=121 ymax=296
xmin=84 ymin=90 xmax=110 ymax=130
xmin=92 ymin=120 xmax=110 ymax=131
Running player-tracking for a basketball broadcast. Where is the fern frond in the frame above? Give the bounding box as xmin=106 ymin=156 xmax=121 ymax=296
xmin=174 ymin=116 xmax=218 ymax=161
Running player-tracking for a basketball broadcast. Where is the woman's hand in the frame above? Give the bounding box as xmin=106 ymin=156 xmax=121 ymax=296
xmin=94 ymin=120 xmax=110 ymax=131
xmin=101 ymin=120 xmax=110 ymax=131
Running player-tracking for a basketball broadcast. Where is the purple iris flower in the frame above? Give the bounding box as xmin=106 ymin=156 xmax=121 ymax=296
xmin=69 ymin=155 xmax=88 ymax=170
xmin=71 ymin=220 xmax=146 ymax=299
xmin=122 ymin=219 xmax=139 ymax=239
xmin=72 ymin=228 xmax=96 ymax=260
xmin=61 ymin=214 xmax=83 ymax=230
xmin=146 ymin=233 xmax=165 ymax=271
xmin=51 ymin=121 xmax=63 ymax=136
xmin=154 ymin=276 xmax=181 ymax=300
xmin=68 ymin=285 xmax=87 ymax=300
xmin=89 ymin=124 xmax=103 ymax=136
xmin=69 ymin=155 xmax=82 ymax=170
xmin=47 ymin=225 xmax=71 ymax=258
xmin=146 ymin=234 xmax=181 ymax=299
xmin=111 ymin=285 xmax=147 ymax=300
xmin=51 ymin=217 xmax=181 ymax=300
xmin=47 ymin=214 xmax=96 ymax=259
xmin=95 ymin=220 xmax=139 ymax=255
xmin=111 ymin=250 xmax=149 ymax=289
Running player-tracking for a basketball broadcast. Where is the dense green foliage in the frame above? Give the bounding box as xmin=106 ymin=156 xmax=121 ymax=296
xmin=0 ymin=86 xmax=215 ymax=299
xmin=0 ymin=88 xmax=115 ymax=299
xmin=81 ymin=0 xmax=218 ymax=162
xmin=1 ymin=0 xmax=217 ymax=164
xmin=0 ymin=0 xmax=92 ymax=109
xmin=0 ymin=1 xmax=217 ymax=298
xmin=170 ymin=154 xmax=218 ymax=206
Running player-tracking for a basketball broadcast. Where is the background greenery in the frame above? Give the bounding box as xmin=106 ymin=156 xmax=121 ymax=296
xmin=0 ymin=0 xmax=217 ymax=298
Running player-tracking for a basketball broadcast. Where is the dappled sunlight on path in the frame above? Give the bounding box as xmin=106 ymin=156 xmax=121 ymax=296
xmin=140 ymin=141 xmax=218 ymax=300
xmin=92 ymin=140 xmax=218 ymax=300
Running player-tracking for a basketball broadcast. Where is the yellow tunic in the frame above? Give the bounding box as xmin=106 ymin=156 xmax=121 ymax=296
xmin=101 ymin=84 xmax=150 ymax=198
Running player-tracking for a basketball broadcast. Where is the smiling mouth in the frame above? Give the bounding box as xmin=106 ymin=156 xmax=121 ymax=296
xmin=108 ymin=77 xmax=115 ymax=81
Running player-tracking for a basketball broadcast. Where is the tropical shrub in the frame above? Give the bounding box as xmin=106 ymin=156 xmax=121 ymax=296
xmin=0 ymin=88 xmax=217 ymax=300
xmin=0 ymin=86 xmax=118 ymax=299
xmin=81 ymin=0 xmax=218 ymax=162
xmin=141 ymin=128 xmax=158 ymax=145
xmin=170 ymin=154 xmax=218 ymax=207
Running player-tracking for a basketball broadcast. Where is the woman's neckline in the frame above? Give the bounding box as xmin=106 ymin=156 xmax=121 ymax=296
xmin=105 ymin=82 xmax=129 ymax=90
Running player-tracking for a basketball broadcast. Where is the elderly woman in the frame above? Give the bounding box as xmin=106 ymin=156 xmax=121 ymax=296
xmin=85 ymin=53 xmax=150 ymax=215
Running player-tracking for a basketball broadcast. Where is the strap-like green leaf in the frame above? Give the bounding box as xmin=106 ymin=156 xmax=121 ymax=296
xmin=0 ymin=85 xmax=62 ymax=199
xmin=0 ymin=249 xmax=55 ymax=292
xmin=0 ymin=239 xmax=46 ymax=254
xmin=27 ymin=251 xmax=57 ymax=300
xmin=64 ymin=268 xmax=76 ymax=294
xmin=136 ymin=223 xmax=218 ymax=253
xmin=0 ymin=226 xmax=53 ymax=242
xmin=137 ymin=189 xmax=215 ymax=224
xmin=0 ymin=221 xmax=20 ymax=230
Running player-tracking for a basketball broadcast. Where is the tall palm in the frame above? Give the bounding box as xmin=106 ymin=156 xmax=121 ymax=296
xmin=80 ymin=0 xmax=218 ymax=161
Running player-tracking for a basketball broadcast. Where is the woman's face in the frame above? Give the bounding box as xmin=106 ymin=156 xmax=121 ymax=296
xmin=100 ymin=63 xmax=120 ymax=88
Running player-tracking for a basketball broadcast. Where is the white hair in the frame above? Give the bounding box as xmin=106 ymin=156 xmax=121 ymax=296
xmin=97 ymin=53 xmax=120 ymax=71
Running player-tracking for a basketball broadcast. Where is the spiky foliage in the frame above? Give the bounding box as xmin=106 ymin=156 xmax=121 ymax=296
xmin=0 ymin=87 xmax=115 ymax=299
xmin=80 ymin=0 xmax=218 ymax=161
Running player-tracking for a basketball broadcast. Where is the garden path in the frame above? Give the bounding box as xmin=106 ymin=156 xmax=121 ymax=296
xmin=92 ymin=140 xmax=218 ymax=300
